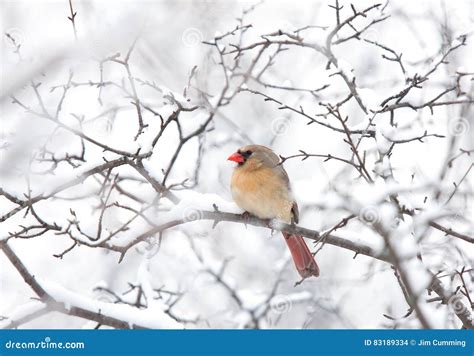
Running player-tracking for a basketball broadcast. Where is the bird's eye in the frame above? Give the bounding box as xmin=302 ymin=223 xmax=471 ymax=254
xmin=245 ymin=150 xmax=252 ymax=155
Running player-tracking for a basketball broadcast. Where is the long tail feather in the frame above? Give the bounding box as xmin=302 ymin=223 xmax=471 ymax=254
xmin=283 ymin=233 xmax=320 ymax=278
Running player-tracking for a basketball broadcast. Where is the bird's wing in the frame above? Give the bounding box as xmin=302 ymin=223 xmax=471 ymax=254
xmin=271 ymin=155 xmax=301 ymax=224
xmin=260 ymin=148 xmax=290 ymax=186
xmin=273 ymin=163 xmax=290 ymax=186
xmin=267 ymin=153 xmax=299 ymax=223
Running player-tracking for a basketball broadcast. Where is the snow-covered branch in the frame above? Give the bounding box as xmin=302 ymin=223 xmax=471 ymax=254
xmin=0 ymin=242 xmax=182 ymax=329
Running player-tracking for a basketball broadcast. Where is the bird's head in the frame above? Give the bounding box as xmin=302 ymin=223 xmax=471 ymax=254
xmin=227 ymin=145 xmax=278 ymax=170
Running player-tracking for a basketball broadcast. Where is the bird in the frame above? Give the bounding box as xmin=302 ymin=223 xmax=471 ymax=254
xmin=227 ymin=144 xmax=320 ymax=279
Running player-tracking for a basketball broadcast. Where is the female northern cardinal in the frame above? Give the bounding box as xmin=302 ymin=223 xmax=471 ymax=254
xmin=228 ymin=145 xmax=320 ymax=279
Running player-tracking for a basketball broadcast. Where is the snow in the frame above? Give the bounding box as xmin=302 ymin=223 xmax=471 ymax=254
xmin=158 ymin=85 xmax=188 ymax=105
xmin=157 ymin=104 xmax=176 ymax=119
xmin=336 ymin=59 xmax=355 ymax=79
xmin=271 ymin=291 xmax=312 ymax=305
xmin=40 ymin=279 xmax=183 ymax=329
xmin=277 ymin=20 xmax=295 ymax=32
xmin=158 ymin=191 xmax=241 ymax=222
xmin=0 ymin=301 xmax=46 ymax=329
xmin=375 ymin=120 xmax=394 ymax=155
xmin=358 ymin=88 xmax=382 ymax=112
xmin=136 ymin=256 xmax=170 ymax=315
xmin=1 ymin=0 xmax=472 ymax=331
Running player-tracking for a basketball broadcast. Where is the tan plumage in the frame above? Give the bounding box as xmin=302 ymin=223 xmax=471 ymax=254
xmin=231 ymin=146 xmax=294 ymax=222
xmin=228 ymin=145 xmax=320 ymax=279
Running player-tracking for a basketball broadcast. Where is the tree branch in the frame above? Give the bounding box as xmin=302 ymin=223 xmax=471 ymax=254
xmin=94 ymin=209 xmax=473 ymax=329
xmin=0 ymin=242 xmax=181 ymax=329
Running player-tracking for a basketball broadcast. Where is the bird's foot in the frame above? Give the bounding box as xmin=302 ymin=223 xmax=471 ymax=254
xmin=263 ymin=218 xmax=272 ymax=228
xmin=241 ymin=212 xmax=272 ymax=227
xmin=241 ymin=211 xmax=253 ymax=228
xmin=241 ymin=211 xmax=252 ymax=220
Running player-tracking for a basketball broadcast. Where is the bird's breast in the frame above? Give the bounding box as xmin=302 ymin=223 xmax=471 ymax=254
xmin=231 ymin=167 xmax=293 ymax=222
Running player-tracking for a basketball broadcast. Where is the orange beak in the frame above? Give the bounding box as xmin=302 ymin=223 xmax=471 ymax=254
xmin=227 ymin=152 xmax=244 ymax=163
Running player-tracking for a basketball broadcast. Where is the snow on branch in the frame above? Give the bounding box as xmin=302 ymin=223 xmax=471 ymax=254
xmin=0 ymin=243 xmax=182 ymax=329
